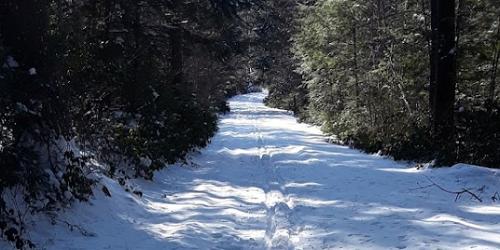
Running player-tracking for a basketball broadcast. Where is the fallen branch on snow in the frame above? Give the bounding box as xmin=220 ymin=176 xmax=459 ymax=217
xmin=492 ymin=192 xmax=500 ymax=202
xmin=51 ymin=218 xmax=96 ymax=237
xmin=416 ymin=176 xmax=483 ymax=203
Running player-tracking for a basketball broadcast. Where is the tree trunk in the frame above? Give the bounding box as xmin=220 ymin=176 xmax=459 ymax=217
xmin=169 ymin=0 xmax=183 ymax=87
xmin=122 ymin=1 xmax=143 ymax=110
xmin=132 ymin=1 xmax=142 ymax=109
xmin=170 ymin=29 xmax=183 ymax=86
xmin=488 ymin=16 xmax=500 ymax=106
xmin=352 ymin=24 xmax=360 ymax=101
xmin=430 ymin=0 xmax=457 ymax=165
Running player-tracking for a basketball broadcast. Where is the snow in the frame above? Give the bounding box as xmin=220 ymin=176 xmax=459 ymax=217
xmin=3 ymin=92 xmax=500 ymax=249
xmin=3 ymin=56 xmax=19 ymax=68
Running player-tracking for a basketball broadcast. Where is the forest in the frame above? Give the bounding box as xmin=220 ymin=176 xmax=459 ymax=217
xmin=0 ymin=0 xmax=499 ymax=249
xmin=265 ymin=0 xmax=499 ymax=167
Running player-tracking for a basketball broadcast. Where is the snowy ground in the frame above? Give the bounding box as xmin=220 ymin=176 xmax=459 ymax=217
xmin=6 ymin=92 xmax=500 ymax=249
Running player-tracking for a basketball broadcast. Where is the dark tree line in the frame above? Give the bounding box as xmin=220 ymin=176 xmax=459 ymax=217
xmin=0 ymin=0 xmax=260 ymax=247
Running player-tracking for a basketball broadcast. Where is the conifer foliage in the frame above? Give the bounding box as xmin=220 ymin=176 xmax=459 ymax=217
xmin=264 ymin=0 xmax=499 ymax=168
xmin=0 ymin=0 xmax=256 ymax=247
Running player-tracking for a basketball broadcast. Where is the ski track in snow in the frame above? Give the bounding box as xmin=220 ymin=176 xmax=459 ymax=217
xmin=11 ymin=92 xmax=500 ymax=250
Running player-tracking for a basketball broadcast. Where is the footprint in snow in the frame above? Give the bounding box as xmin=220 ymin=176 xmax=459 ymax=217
xmin=398 ymin=235 xmax=408 ymax=241
xmin=211 ymin=233 xmax=223 ymax=239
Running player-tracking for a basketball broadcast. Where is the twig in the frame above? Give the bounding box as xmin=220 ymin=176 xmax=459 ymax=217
xmin=8 ymin=186 xmax=29 ymax=231
xmin=52 ymin=218 xmax=96 ymax=237
xmin=409 ymin=182 xmax=436 ymax=191
xmin=423 ymin=175 xmax=483 ymax=202
xmin=492 ymin=192 xmax=500 ymax=202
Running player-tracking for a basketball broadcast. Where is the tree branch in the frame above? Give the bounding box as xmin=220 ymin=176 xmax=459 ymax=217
xmin=422 ymin=175 xmax=482 ymax=202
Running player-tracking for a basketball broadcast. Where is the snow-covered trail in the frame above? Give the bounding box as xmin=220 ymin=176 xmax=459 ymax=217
xmin=28 ymin=92 xmax=500 ymax=250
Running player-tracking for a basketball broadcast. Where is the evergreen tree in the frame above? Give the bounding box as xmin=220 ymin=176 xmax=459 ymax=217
xmin=265 ymin=0 xmax=499 ymax=167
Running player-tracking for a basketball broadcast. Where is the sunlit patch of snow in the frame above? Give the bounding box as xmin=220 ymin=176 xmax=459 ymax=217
xmin=217 ymin=147 xmax=261 ymax=157
xmin=419 ymin=214 xmax=496 ymax=231
xmin=362 ymin=205 xmax=422 ymax=215
xmin=288 ymin=195 xmax=341 ymax=208
xmin=275 ymin=158 xmax=324 ymax=165
xmin=461 ymin=206 xmax=500 ymax=215
xmin=379 ymin=167 xmax=421 ymax=173
xmin=284 ymin=182 xmax=322 ymax=188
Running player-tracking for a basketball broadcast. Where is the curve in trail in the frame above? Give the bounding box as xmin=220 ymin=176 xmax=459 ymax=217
xmin=32 ymin=92 xmax=500 ymax=250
